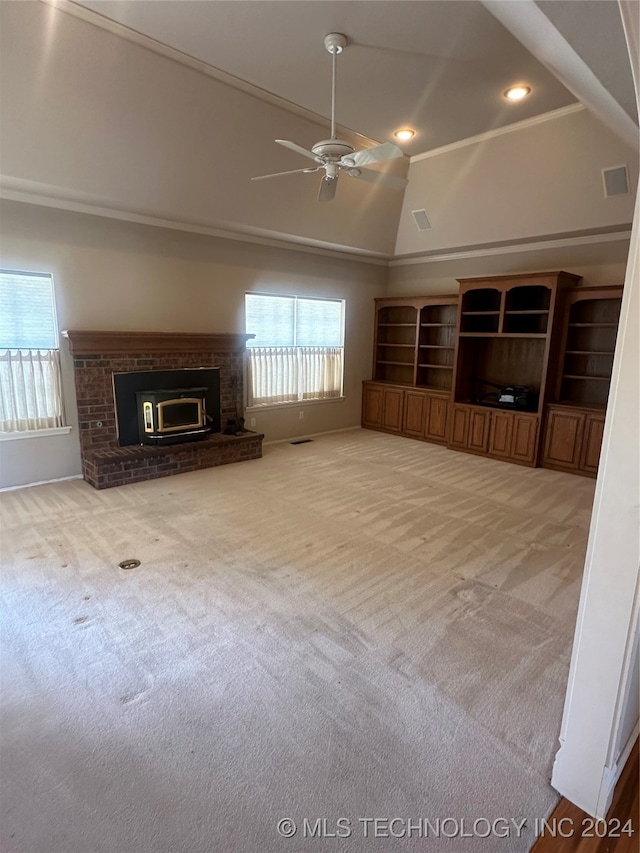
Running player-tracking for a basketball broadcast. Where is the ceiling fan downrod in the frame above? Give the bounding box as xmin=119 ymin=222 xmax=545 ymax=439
xmin=324 ymin=33 xmax=347 ymax=141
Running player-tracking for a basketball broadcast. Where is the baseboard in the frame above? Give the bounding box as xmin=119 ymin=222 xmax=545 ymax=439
xmin=597 ymin=724 xmax=640 ymax=818
xmin=263 ymin=426 xmax=362 ymax=446
xmin=0 ymin=474 xmax=83 ymax=493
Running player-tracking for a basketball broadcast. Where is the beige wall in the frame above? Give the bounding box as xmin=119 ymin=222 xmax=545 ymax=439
xmin=387 ymin=236 xmax=631 ymax=297
xmin=0 ymin=200 xmax=386 ymax=489
xmin=394 ymin=108 xmax=638 ymax=257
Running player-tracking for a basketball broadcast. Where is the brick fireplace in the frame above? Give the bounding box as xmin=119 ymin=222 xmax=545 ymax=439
xmin=63 ymin=330 xmax=263 ymax=489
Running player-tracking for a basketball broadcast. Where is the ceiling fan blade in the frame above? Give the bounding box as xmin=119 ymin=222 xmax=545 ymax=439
xmin=346 ymin=167 xmax=408 ymax=191
xmin=348 ymin=142 xmax=404 ymax=167
xmin=318 ymin=176 xmax=338 ymax=203
xmin=275 ymin=139 xmax=319 ymax=162
xmin=252 ymin=167 xmax=320 ymax=181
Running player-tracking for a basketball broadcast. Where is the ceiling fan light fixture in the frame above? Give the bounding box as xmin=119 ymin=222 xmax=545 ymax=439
xmin=394 ymin=128 xmax=415 ymax=141
xmin=504 ymin=85 xmax=531 ymax=101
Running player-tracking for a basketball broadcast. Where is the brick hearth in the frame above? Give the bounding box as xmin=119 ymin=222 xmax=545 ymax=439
xmin=63 ymin=331 xmax=263 ymax=489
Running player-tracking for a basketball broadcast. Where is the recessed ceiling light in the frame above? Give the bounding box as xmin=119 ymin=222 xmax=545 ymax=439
xmin=504 ymin=85 xmax=531 ymax=101
xmin=394 ymin=128 xmax=415 ymax=141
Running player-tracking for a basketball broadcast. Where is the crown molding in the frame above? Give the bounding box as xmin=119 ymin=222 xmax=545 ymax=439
xmin=410 ymin=104 xmax=586 ymax=163
xmin=43 ymin=0 xmax=375 ymax=150
xmin=389 ymin=228 xmax=632 ymax=266
xmin=0 ymin=176 xmax=391 ymax=266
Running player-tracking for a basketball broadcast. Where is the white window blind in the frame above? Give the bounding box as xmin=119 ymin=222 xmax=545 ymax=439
xmin=246 ymin=293 xmax=344 ymax=406
xmin=0 ymin=271 xmax=65 ymax=432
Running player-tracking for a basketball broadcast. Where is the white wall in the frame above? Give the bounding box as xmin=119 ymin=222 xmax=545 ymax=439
xmin=0 ymin=200 xmax=386 ymax=490
xmin=0 ymin=1 xmax=405 ymax=258
xmin=551 ymin=185 xmax=639 ymax=817
xmin=395 ymin=107 xmax=637 ymax=257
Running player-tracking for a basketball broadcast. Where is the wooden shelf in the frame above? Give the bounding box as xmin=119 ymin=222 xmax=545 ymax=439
xmin=418 ymin=363 xmax=454 ymax=369
xmin=419 ymin=344 xmax=454 ymax=349
xmin=504 ymin=310 xmax=549 ymax=315
xmin=378 ymin=323 xmax=417 ymax=327
xmin=378 ymin=343 xmax=415 ymax=348
xmin=461 ymin=310 xmax=500 ymax=316
xmin=459 ymin=332 xmax=547 ymax=338
xmin=377 ymin=360 xmax=414 ymax=366
xmin=420 ymin=323 xmax=456 ymax=328
xmin=563 ymin=374 xmax=611 ymax=381
xmin=568 ymin=322 xmax=618 ymax=328
xmin=565 ymin=350 xmax=614 ymax=355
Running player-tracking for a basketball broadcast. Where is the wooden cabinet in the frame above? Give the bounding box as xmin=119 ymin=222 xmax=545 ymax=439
xmin=454 ymin=272 xmax=580 ymax=416
xmin=362 ymin=382 xmax=403 ymax=433
xmin=403 ymin=390 xmax=429 ymax=437
xmin=373 ymin=295 xmax=458 ymax=391
xmin=580 ymin=413 xmax=605 ymax=473
xmin=488 ymin=410 xmax=513 ymax=458
xmin=363 ymin=382 xmax=450 ymax=444
xmin=556 ymin=287 xmax=622 ymax=408
xmin=449 ymin=404 xmax=538 ymax=465
xmin=424 ymin=395 xmax=449 ymax=443
xmin=542 ymin=404 xmax=605 ymax=477
xmin=511 ymin=414 xmax=538 ymax=463
xmin=542 ymin=407 xmax=584 ymax=469
xmin=364 ymin=277 xmax=620 ymax=477
xmin=468 ymin=408 xmax=491 ymax=453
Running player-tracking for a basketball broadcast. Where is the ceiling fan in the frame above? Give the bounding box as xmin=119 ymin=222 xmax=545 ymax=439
xmin=251 ymin=33 xmax=408 ymax=202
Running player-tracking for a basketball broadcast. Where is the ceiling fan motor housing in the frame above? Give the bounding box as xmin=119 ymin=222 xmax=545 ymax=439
xmin=311 ymin=139 xmax=355 ymax=160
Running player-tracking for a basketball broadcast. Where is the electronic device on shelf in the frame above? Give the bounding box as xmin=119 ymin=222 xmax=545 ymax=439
xmin=471 ymin=377 xmax=538 ymax=411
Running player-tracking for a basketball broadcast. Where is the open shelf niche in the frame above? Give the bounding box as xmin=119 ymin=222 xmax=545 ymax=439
xmin=556 ymin=287 xmax=623 ymax=407
xmin=373 ymin=296 xmax=458 ymax=390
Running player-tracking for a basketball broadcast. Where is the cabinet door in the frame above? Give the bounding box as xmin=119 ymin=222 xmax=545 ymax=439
xmin=362 ymin=384 xmax=384 ymax=427
xmin=425 ymin=396 xmax=449 ymax=443
xmin=449 ymin=405 xmax=470 ymax=448
xmin=580 ymin=413 xmax=605 ymax=474
xmin=511 ymin=414 xmax=538 ymax=463
xmin=488 ymin=410 xmax=513 ymax=458
xmin=382 ymin=387 xmax=404 ymax=433
xmin=403 ymin=390 xmax=428 ymax=437
xmin=543 ymin=409 xmax=584 ymax=469
xmin=468 ymin=408 xmax=491 ymax=453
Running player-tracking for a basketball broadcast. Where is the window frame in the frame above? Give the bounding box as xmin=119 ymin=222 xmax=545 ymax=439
xmin=0 ymin=268 xmax=67 ymax=435
xmin=245 ymin=291 xmax=346 ymax=409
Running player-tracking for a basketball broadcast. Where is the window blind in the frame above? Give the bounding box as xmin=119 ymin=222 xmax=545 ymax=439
xmin=245 ymin=293 xmax=345 ymax=406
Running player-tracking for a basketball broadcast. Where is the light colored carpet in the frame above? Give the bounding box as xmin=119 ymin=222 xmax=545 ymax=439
xmin=0 ymin=428 xmax=595 ymax=852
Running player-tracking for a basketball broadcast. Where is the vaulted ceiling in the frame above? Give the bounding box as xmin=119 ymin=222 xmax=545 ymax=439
xmin=1 ymin=1 xmax=637 ymax=260
xmin=76 ymin=0 xmax=636 ymax=156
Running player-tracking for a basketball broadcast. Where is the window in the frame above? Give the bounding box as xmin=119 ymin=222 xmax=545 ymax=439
xmin=0 ymin=270 xmax=65 ymax=432
xmin=245 ymin=293 xmax=344 ymax=407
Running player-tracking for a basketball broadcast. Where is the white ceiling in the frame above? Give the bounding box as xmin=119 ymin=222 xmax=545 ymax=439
xmin=73 ymin=0 xmax=590 ymax=156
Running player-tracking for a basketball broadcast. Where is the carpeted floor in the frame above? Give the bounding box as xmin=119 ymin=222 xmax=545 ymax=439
xmin=0 ymin=428 xmax=595 ymax=852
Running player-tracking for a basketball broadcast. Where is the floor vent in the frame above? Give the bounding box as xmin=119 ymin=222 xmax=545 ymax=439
xmin=290 ymin=439 xmax=313 ymax=445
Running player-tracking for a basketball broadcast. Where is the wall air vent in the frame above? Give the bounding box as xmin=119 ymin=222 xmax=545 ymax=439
xmin=602 ymin=165 xmax=629 ymax=197
xmin=411 ymin=209 xmax=432 ymax=231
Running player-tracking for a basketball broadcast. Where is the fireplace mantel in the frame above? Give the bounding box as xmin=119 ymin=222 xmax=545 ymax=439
xmin=62 ymin=330 xmax=254 ymax=355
